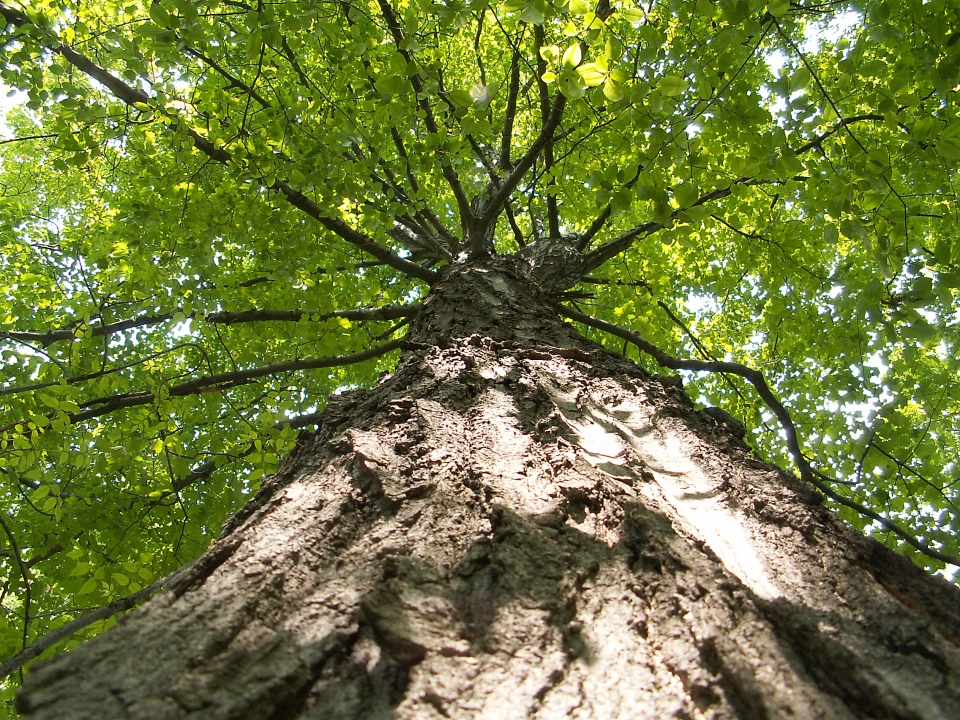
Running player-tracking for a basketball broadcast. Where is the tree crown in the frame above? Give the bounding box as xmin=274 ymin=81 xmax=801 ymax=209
xmin=0 ymin=0 xmax=958 ymax=701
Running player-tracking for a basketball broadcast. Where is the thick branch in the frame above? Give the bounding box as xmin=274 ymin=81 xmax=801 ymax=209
xmin=1 ymin=345 xmax=200 ymax=398
xmin=0 ymin=341 xmax=401 ymax=434
xmin=505 ymin=201 xmax=526 ymax=247
xmin=0 ymin=3 xmax=436 ymax=285
xmin=172 ymin=407 xmax=332 ymax=492
xmin=581 ymin=220 xmax=663 ymax=275
xmin=582 ymin=176 xmax=801 ymax=274
xmin=4 ymin=313 xmax=173 ymax=348
xmin=479 ymin=93 xmax=566 ymax=233
xmin=500 ymin=45 xmax=521 ymax=170
xmin=575 ymin=206 xmax=612 ymax=251
xmin=182 ymin=45 xmax=270 ymax=108
xmin=272 ymin=183 xmax=437 ymax=284
xmin=555 ymin=304 xmax=960 ymax=568
xmin=575 ymin=162 xmax=645 ymax=251
xmin=69 ymin=340 xmax=401 ymax=424
xmin=205 ymin=304 xmax=421 ymax=325
xmin=0 ymin=559 xmax=198 ymax=681
xmin=1 ymin=307 xmax=417 ymax=398
xmin=534 ymin=24 xmax=560 ymax=239
xmin=0 ymin=515 xmax=31 ymax=653
xmin=2 ymin=303 xmax=420 ymax=352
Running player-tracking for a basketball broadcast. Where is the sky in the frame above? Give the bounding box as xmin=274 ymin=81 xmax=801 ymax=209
xmin=0 ymin=87 xmax=24 ymax=140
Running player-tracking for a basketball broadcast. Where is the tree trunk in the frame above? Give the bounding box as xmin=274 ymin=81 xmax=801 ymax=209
xmin=15 ymin=259 xmax=960 ymax=719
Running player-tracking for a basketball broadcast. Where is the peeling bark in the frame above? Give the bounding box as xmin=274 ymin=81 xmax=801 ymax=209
xmin=16 ymin=260 xmax=960 ymax=719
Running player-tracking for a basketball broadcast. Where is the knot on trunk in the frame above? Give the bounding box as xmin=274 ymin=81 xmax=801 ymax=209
xmin=518 ymin=236 xmax=584 ymax=292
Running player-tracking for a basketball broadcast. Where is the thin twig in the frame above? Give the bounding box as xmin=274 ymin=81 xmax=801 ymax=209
xmin=0 ymin=516 xmax=31 ymax=657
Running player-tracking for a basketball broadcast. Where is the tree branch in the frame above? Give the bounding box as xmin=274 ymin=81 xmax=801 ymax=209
xmin=3 ymin=313 xmax=173 ymax=348
xmin=504 ymin=200 xmax=526 ymax=247
xmin=1 ymin=344 xmax=205 ymax=398
xmin=205 ymin=304 xmax=420 ymax=326
xmin=0 ymin=558 xmax=198 ymax=681
xmin=581 ymin=220 xmax=663 ymax=274
xmin=500 ymin=44 xmax=522 ymax=170
xmin=534 ymin=25 xmax=560 ymax=239
xmin=0 ymin=515 xmax=31 ymax=657
xmin=581 ymin=175 xmax=807 ymax=275
xmin=575 ymin=206 xmax=612 ymax=251
xmin=575 ymin=160 xmax=647 ymax=251
xmin=1 ymin=341 xmax=402 ymax=433
xmin=2 ymin=303 xmax=420 ymax=356
xmin=171 ymin=406 xmax=337 ymax=493
xmin=182 ymin=44 xmax=271 ymax=108
xmin=555 ymin=303 xmax=960 ymax=568
xmin=0 ymin=133 xmax=57 ymax=146
xmin=271 ymin=184 xmax=437 ymax=283
xmin=794 ymin=113 xmax=885 ymax=155
xmin=479 ymin=92 xmax=566 ymax=233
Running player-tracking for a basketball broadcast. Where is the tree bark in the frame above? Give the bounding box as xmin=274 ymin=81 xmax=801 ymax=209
xmin=16 ymin=259 xmax=960 ymax=719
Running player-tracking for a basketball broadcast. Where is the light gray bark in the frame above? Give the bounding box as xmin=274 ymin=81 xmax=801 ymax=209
xmin=16 ymin=260 xmax=960 ymax=719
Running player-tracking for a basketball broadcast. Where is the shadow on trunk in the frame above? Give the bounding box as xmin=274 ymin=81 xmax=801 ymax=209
xmin=15 ymin=263 xmax=960 ymax=719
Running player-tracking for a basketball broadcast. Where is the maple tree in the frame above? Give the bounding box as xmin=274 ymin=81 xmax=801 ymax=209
xmin=0 ymin=0 xmax=959 ymax=711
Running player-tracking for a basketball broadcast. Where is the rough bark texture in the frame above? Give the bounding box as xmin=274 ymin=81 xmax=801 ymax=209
xmin=16 ymin=260 xmax=960 ymax=719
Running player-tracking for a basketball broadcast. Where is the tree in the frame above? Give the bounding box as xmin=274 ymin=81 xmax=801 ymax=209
xmin=0 ymin=0 xmax=959 ymax=715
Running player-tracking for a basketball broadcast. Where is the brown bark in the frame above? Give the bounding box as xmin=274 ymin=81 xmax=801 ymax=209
xmin=16 ymin=259 xmax=960 ymax=719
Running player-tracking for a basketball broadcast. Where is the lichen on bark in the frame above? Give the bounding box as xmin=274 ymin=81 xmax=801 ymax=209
xmin=16 ymin=261 xmax=960 ymax=719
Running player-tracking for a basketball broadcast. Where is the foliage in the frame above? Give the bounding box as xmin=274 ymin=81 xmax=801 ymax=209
xmin=0 ymin=0 xmax=958 ymax=707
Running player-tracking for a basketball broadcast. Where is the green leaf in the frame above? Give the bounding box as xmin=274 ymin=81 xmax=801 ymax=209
xmin=611 ymin=188 xmax=633 ymax=214
xmin=577 ymin=62 xmax=606 ymax=87
xmin=866 ymin=149 xmax=889 ymax=175
xmin=539 ymin=44 xmax=561 ymax=62
xmin=657 ymin=75 xmax=688 ymax=96
xmin=602 ymin=78 xmax=624 ymax=101
xmin=913 ymin=116 xmax=941 ymax=143
xmin=824 ymin=223 xmax=839 ymax=245
xmin=562 ymin=43 xmax=583 ymax=69
xmin=148 ymin=3 xmax=171 ymax=27
xmin=374 ymin=74 xmax=406 ymax=96
xmin=767 ymin=0 xmax=790 ymax=16
xmin=942 ymin=121 xmax=960 ymax=140
xmin=695 ymin=0 xmax=716 ymax=17
xmin=605 ymin=35 xmax=624 ymax=61
xmin=673 ymin=183 xmax=699 ymax=208
xmin=448 ymin=88 xmax=475 ymax=107
xmin=559 ymin=75 xmax=585 ymax=98
xmin=519 ymin=3 xmax=545 ymax=24
xmin=937 ymin=137 xmax=960 ymax=160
